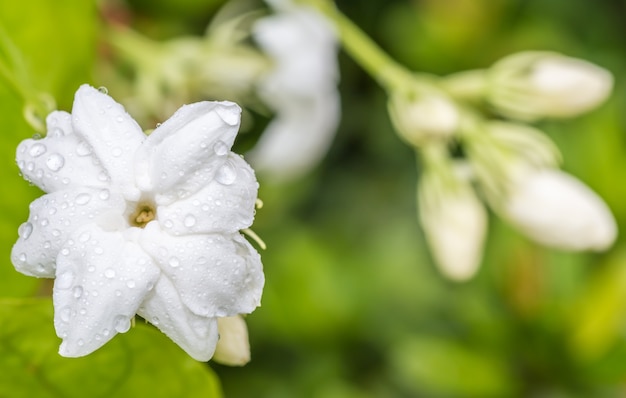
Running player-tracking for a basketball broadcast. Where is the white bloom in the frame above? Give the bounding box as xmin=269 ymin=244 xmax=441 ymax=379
xmin=11 ymin=85 xmax=264 ymax=361
xmin=488 ymin=51 xmax=613 ymax=121
xmin=419 ymin=170 xmax=487 ymax=281
xmin=247 ymin=4 xmax=340 ymax=182
xmin=213 ymin=315 xmax=251 ymax=366
xmin=502 ymin=168 xmax=617 ymax=251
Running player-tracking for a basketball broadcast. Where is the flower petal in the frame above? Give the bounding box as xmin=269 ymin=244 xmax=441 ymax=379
xmin=140 ymin=222 xmax=264 ymax=318
xmin=157 ymin=154 xmax=258 ymax=235
xmin=71 ymin=85 xmax=145 ymax=200
xmin=135 ymin=101 xmax=241 ymax=204
xmin=17 ymin=116 xmax=110 ymax=193
xmin=53 ymin=225 xmax=160 ymax=357
xmin=213 ymin=315 xmax=251 ymax=366
xmin=11 ymin=188 xmax=127 ymax=278
xmin=137 ymin=277 xmax=219 ymax=361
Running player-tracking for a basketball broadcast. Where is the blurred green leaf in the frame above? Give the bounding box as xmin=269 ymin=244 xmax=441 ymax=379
xmin=0 ymin=298 xmax=222 ymax=398
xmin=391 ymin=334 xmax=518 ymax=397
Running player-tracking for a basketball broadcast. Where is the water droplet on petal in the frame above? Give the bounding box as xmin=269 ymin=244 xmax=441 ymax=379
xmin=104 ymin=268 xmax=116 ymax=278
xmin=75 ymin=193 xmax=91 ymax=205
xmin=56 ymin=271 xmax=74 ymax=289
xmin=78 ymin=232 xmax=90 ymax=242
xmin=163 ymin=220 xmax=173 ymax=229
xmin=151 ymin=316 xmax=160 ymax=326
xmin=94 ymin=247 xmax=104 ymax=255
xmin=59 ymin=306 xmax=71 ymax=322
xmin=213 ymin=140 xmax=229 ymax=156
xmin=60 ymin=248 xmax=70 ymax=256
xmin=98 ymin=189 xmax=110 ymax=200
xmin=52 ymin=229 xmax=61 ymax=237
xmin=215 ymin=105 xmax=240 ymax=126
xmin=46 ymin=154 xmax=65 ymax=171
xmin=50 ymin=128 xmax=64 ymax=137
xmin=114 ymin=315 xmax=131 ymax=333
xmin=73 ymin=286 xmax=83 ymax=298
xmin=98 ymin=86 xmax=108 ymax=94
xmin=103 ymin=328 xmax=110 ymax=337
xmin=168 ymin=257 xmax=180 ymax=268
xmin=76 ymin=141 xmax=92 ymax=156
xmin=215 ymin=161 xmax=237 ymax=185
xmin=111 ymin=147 xmax=123 ymax=157
xmin=183 ymin=215 xmax=196 ymax=227
xmin=126 ymin=280 xmax=136 ymax=288
xmin=17 ymin=252 xmax=27 ymax=263
xmin=77 ymin=339 xmax=84 ymax=347
xmin=116 ymin=116 xmax=124 ymax=123
xmin=29 ymin=143 xmax=47 ymax=157
xmin=18 ymin=222 xmax=33 ymax=240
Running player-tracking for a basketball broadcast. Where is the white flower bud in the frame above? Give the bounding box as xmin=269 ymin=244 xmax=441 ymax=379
xmin=502 ymin=168 xmax=617 ymax=251
xmin=488 ymin=51 xmax=613 ymax=121
xmin=213 ymin=316 xmax=251 ymax=366
xmin=389 ymin=92 xmax=460 ymax=147
xmin=419 ymin=171 xmax=487 ymax=281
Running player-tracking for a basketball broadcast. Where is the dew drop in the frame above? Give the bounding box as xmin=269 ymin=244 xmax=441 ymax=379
xmin=46 ymin=154 xmax=65 ymax=171
xmin=52 ymin=229 xmax=61 ymax=237
xmin=114 ymin=315 xmax=131 ymax=333
xmin=163 ymin=220 xmax=174 ymax=229
xmin=76 ymin=141 xmax=92 ymax=156
xmin=94 ymin=247 xmax=104 ymax=255
xmin=98 ymin=189 xmax=110 ymax=200
xmin=78 ymin=232 xmax=91 ymax=242
xmin=183 ymin=215 xmax=196 ymax=227
xmin=50 ymin=128 xmax=64 ymax=137
xmin=60 ymin=248 xmax=70 ymax=256
xmin=215 ymin=162 xmax=237 ymax=185
xmin=17 ymin=252 xmax=27 ymax=263
xmin=87 ymin=266 xmax=95 ymax=272
xmin=40 ymin=218 xmax=49 ymax=227
xmin=73 ymin=286 xmax=83 ymax=298
xmin=215 ymin=105 xmax=240 ymax=126
xmin=75 ymin=193 xmax=92 ymax=205
xmin=103 ymin=328 xmax=110 ymax=337
xmin=213 ymin=140 xmax=229 ymax=156
xmin=151 ymin=316 xmax=160 ymax=326
xmin=77 ymin=339 xmax=84 ymax=347
xmin=126 ymin=280 xmax=136 ymax=288
xmin=18 ymin=222 xmax=33 ymax=240
xmin=29 ymin=143 xmax=47 ymax=157
xmin=115 ymin=289 xmax=122 ymax=297
xmin=43 ymin=241 xmax=51 ymax=249
xmin=97 ymin=86 xmax=108 ymax=94
xmin=26 ymin=162 xmax=35 ymax=172
xmin=56 ymin=271 xmax=74 ymax=289
xmin=111 ymin=147 xmax=123 ymax=157
xmin=116 ymin=116 xmax=124 ymax=123
xmin=104 ymin=268 xmax=116 ymax=278
xmin=59 ymin=306 xmax=71 ymax=322
xmin=168 ymin=256 xmax=180 ymax=268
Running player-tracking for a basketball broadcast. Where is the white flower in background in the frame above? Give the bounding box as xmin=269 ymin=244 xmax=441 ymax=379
xmin=488 ymin=51 xmax=613 ymax=121
xmin=419 ymin=166 xmax=487 ymax=281
xmin=12 ymin=85 xmax=264 ymax=361
xmin=388 ymin=91 xmax=460 ymax=146
xmin=501 ymin=168 xmax=617 ymax=251
xmin=213 ymin=315 xmax=251 ymax=366
xmin=247 ymin=2 xmax=340 ymax=182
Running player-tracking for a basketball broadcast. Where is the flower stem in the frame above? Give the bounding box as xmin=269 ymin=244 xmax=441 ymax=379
xmin=306 ymin=0 xmax=413 ymax=92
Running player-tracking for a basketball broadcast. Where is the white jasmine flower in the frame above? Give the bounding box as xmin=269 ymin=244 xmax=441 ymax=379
xmin=419 ymin=165 xmax=487 ymax=281
xmin=213 ymin=315 xmax=251 ymax=366
xmin=247 ymin=3 xmax=340 ymax=182
xmin=11 ymin=85 xmax=264 ymax=361
xmin=502 ymin=168 xmax=617 ymax=251
xmin=488 ymin=51 xmax=613 ymax=121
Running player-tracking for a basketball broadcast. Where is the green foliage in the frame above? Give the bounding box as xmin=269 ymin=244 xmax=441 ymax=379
xmin=0 ymin=298 xmax=222 ymax=398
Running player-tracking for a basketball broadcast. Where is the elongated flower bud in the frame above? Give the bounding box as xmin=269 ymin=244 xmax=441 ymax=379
xmin=487 ymin=51 xmax=613 ymax=121
xmin=213 ymin=315 xmax=251 ymax=366
xmin=502 ymin=168 xmax=617 ymax=251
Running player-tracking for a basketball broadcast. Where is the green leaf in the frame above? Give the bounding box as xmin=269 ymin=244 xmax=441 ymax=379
xmin=0 ymin=298 xmax=222 ymax=398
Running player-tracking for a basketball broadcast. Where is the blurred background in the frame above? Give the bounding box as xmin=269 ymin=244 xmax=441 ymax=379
xmin=2 ymin=0 xmax=626 ymax=397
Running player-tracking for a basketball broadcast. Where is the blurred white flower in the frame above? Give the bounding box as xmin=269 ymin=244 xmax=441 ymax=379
xmin=213 ymin=315 xmax=251 ymax=366
xmin=12 ymin=85 xmax=264 ymax=361
xmin=488 ymin=51 xmax=613 ymax=121
xmin=419 ymin=167 xmax=487 ymax=281
xmin=502 ymin=168 xmax=617 ymax=251
xmin=389 ymin=92 xmax=460 ymax=146
xmin=247 ymin=2 xmax=340 ymax=182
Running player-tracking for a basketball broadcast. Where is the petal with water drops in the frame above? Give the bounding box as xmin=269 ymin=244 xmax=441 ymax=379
xmin=53 ymin=224 xmax=160 ymax=357
xmin=137 ymin=276 xmax=219 ymax=361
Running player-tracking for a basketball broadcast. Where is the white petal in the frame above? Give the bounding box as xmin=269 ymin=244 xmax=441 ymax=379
xmin=54 ymin=225 xmax=160 ymax=357
xmin=45 ymin=110 xmax=73 ymax=136
xmin=157 ymin=154 xmax=258 ymax=235
xmin=17 ymin=130 xmax=109 ymax=193
xmin=11 ymin=188 xmax=126 ymax=278
xmin=137 ymin=277 xmax=219 ymax=361
xmin=140 ymin=222 xmax=264 ymax=318
xmin=72 ymin=85 xmax=145 ymax=200
xmin=135 ymin=101 xmax=242 ymax=204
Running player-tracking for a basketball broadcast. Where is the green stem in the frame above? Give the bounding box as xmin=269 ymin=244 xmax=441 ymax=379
xmin=307 ymin=0 xmax=413 ymax=92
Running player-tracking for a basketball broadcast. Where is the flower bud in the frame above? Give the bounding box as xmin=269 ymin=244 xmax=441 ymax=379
xmin=389 ymin=91 xmax=460 ymax=148
xmin=213 ymin=315 xmax=251 ymax=366
xmin=502 ymin=168 xmax=617 ymax=251
xmin=419 ymin=169 xmax=487 ymax=281
xmin=487 ymin=51 xmax=613 ymax=121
